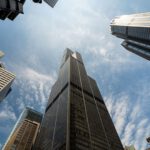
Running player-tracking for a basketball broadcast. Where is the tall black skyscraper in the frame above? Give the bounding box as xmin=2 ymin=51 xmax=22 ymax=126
xmin=110 ymin=12 xmax=150 ymax=60
xmin=34 ymin=49 xmax=124 ymax=150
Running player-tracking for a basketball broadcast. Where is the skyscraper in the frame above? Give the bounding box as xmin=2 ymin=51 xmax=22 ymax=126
xmin=0 ymin=0 xmax=24 ymax=20
xmin=34 ymin=48 xmax=124 ymax=150
xmin=124 ymin=145 xmax=136 ymax=150
xmin=0 ymin=0 xmax=59 ymax=21
xmin=146 ymin=137 xmax=150 ymax=150
xmin=2 ymin=107 xmax=42 ymax=150
xmin=43 ymin=0 xmax=59 ymax=8
xmin=110 ymin=12 xmax=150 ymax=60
xmin=0 ymin=51 xmax=4 ymax=58
xmin=0 ymin=52 xmax=15 ymax=102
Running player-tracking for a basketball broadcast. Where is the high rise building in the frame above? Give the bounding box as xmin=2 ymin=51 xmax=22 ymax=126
xmin=146 ymin=137 xmax=150 ymax=150
xmin=124 ymin=145 xmax=136 ymax=150
xmin=0 ymin=52 xmax=15 ymax=102
xmin=110 ymin=12 xmax=150 ymax=60
xmin=2 ymin=107 xmax=42 ymax=150
xmin=147 ymin=137 xmax=150 ymax=143
xmin=34 ymin=48 xmax=124 ymax=150
xmin=0 ymin=51 xmax=4 ymax=58
xmin=0 ymin=0 xmax=24 ymax=20
xmin=43 ymin=0 xmax=59 ymax=8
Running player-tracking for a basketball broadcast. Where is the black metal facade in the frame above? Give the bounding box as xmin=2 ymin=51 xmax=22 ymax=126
xmin=34 ymin=49 xmax=124 ymax=150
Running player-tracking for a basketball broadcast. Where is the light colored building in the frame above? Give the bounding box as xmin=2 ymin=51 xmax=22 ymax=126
xmin=0 ymin=67 xmax=15 ymax=101
xmin=124 ymin=145 xmax=136 ymax=150
xmin=2 ymin=107 xmax=43 ymax=150
xmin=146 ymin=137 xmax=150 ymax=150
xmin=0 ymin=51 xmax=4 ymax=58
xmin=43 ymin=0 xmax=59 ymax=8
xmin=111 ymin=12 xmax=150 ymax=60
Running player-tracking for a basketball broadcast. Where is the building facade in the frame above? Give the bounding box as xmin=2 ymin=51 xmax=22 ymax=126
xmin=34 ymin=49 xmax=124 ymax=150
xmin=0 ymin=0 xmax=24 ymax=20
xmin=0 ymin=51 xmax=4 ymax=58
xmin=146 ymin=137 xmax=150 ymax=150
xmin=110 ymin=12 xmax=150 ymax=60
xmin=124 ymin=145 xmax=136 ymax=150
xmin=2 ymin=107 xmax=42 ymax=150
xmin=0 ymin=52 xmax=15 ymax=101
xmin=0 ymin=0 xmax=58 ymax=21
xmin=43 ymin=0 xmax=59 ymax=8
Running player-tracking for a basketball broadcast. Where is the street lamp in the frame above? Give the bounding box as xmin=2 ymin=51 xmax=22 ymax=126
xmin=0 ymin=0 xmax=58 ymax=21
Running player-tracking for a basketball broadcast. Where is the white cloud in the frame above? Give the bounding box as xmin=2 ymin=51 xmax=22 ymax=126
xmin=21 ymin=67 xmax=55 ymax=83
xmin=105 ymin=90 xmax=150 ymax=150
xmin=0 ymin=103 xmax=16 ymax=121
xmin=0 ymin=0 xmax=150 ymax=149
xmin=105 ymin=94 xmax=129 ymax=136
xmin=0 ymin=111 xmax=16 ymax=121
xmin=13 ymin=67 xmax=56 ymax=112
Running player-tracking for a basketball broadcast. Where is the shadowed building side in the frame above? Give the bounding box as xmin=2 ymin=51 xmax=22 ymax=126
xmin=0 ymin=51 xmax=15 ymax=102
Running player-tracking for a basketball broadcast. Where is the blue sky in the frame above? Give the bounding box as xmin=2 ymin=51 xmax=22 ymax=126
xmin=0 ymin=0 xmax=150 ymax=149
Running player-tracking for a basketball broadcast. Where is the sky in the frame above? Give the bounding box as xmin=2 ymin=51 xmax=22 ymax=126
xmin=0 ymin=0 xmax=150 ymax=149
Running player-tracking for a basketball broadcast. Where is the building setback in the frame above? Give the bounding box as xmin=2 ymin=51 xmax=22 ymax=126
xmin=33 ymin=49 xmax=124 ymax=150
xmin=2 ymin=107 xmax=42 ymax=150
xmin=110 ymin=12 xmax=150 ymax=60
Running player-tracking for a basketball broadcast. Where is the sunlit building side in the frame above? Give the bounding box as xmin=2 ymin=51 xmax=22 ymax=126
xmin=2 ymin=107 xmax=42 ymax=150
xmin=110 ymin=12 xmax=150 ymax=60
xmin=0 ymin=51 xmax=5 ymax=58
xmin=0 ymin=51 xmax=15 ymax=102
xmin=124 ymin=145 xmax=136 ymax=150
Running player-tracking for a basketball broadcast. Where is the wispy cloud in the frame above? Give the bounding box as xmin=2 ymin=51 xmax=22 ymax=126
xmin=105 ymin=88 xmax=150 ymax=150
xmin=0 ymin=101 xmax=17 ymax=147
xmin=14 ymin=67 xmax=56 ymax=112
xmin=21 ymin=67 xmax=55 ymax=83
xmin=0 ymin=0 xmax=150 ymax=149
xmin=0 ymin=103 xmax=16 ymax=121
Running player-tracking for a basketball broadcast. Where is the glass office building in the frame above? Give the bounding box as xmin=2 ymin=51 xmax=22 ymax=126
xmin=111 ymin=12 xmax=150 ymax=60
xmin=34 ymin=49 xmax=124 ymax=150
xmin=2 ymin=107 xmax=42 ymax=150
